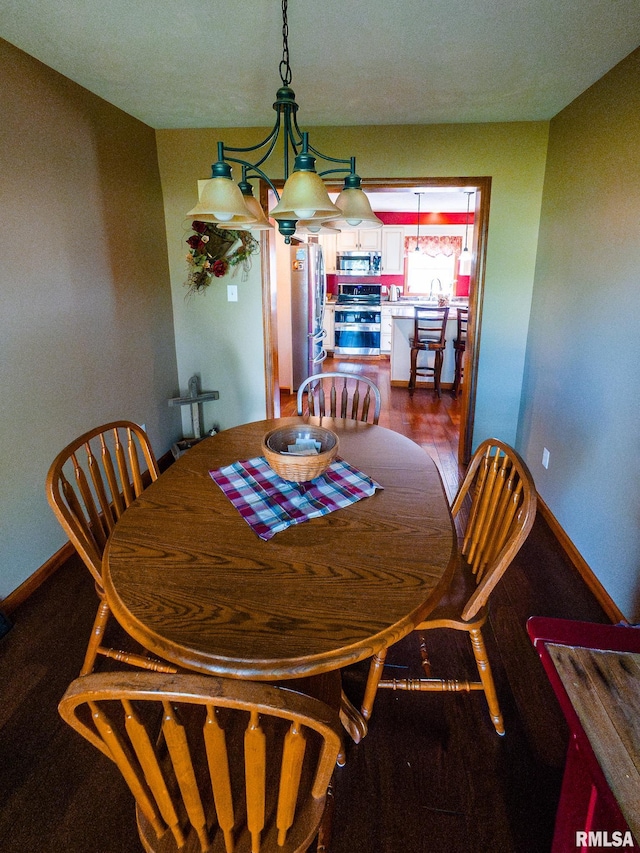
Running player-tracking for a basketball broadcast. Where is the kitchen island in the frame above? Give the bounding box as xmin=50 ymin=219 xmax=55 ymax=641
xmin=389 ymin=301 xmax=468 ymax=390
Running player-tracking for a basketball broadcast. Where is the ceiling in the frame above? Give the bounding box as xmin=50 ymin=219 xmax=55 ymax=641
xmin=2 ymin=1 xmax=638 ymax=213
xmin=2 ymin=0 xmax=639 ymax=130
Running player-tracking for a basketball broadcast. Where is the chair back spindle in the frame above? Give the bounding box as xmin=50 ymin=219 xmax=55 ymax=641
xmin=453 ymin=307 xmax=468 ymax=396
xmin=413 ymin=306 xmax=449 ymax=348
xmin=297 ymin=372 xmax=381 ymax=424
xmin=362 ymin=436 xmax=537 ymax=736
xmin=46 ymin=421 xmax=174 ymax=676
xmin=408 ymin=307 xmax=449 ymax=398
xmin=59 ymin=672 xmax=342 ymax=853
xmin=452 ymin=438 xmax=537 ymax=621
xmin=47 ymin=421 xmax=160 ymax=590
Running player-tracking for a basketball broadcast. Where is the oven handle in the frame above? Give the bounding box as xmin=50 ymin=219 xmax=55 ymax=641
xmin=334 ymin=323 xmax=381 ymax=332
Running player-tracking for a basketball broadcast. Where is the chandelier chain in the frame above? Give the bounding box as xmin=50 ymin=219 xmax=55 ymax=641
xmin=279 ymin=0 xmax=292 ymax=86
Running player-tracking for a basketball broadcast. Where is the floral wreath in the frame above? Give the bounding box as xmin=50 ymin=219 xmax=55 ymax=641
xmin=185 ymin=221 xmax=259 ymax=294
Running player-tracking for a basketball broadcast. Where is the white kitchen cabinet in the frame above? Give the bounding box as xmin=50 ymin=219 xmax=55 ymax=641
xmin=322 ymin=302 xmax=335 ymax=353
xmin=336 ymin=229 xmax=382 ymax=251
xmin=381 ymin=305 xmax=393 ymax=353
xmin=381 ymin=301 xmax=415 ymax=353
xmin=381 ymin=226 xmax=405 ymax=275
xmin=318 ymin=233 xmax=337 ymax=273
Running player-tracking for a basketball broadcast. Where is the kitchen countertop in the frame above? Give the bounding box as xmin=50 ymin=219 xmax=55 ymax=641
xmin=325 ymin=298 xmax=468 ymax=309
xmin=387 ymin=298 xmax=468 ymax=307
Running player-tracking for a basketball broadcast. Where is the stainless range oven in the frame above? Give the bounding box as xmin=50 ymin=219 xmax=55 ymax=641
xmin=334 ymin=283 xmax=382 ymax=356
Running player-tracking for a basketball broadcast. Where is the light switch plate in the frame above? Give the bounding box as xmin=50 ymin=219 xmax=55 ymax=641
xmin=227 ymin=285 xmax=238 ymax=302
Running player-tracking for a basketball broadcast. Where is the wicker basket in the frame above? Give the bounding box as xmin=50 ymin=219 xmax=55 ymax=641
xmin=262 ymin=425 xmax=339 ymax=483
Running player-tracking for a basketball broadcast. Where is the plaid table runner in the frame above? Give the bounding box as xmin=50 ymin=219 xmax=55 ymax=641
xmin=210 ymin=456 xmax=383 ymax=540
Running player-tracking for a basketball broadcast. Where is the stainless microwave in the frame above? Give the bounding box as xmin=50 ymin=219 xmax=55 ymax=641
xmin=335 ymin=250 xmax=382 ymax=276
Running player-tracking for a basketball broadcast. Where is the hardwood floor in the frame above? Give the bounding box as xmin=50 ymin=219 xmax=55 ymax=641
xmin=0 ymin=361 xmax=611 ymax=852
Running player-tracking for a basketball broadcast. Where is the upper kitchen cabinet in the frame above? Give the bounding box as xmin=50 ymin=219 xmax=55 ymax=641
xmin=318 ymin=233 xmax=337 ymax=273
xmin=381 ymin=227 xmax=405 ymax=275
xmin=336 ymin=230 xmax=382 ymax=251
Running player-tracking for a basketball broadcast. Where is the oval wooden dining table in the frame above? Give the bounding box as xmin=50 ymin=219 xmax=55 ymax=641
xmin=103 ymin=416 xmax=456 ymax=738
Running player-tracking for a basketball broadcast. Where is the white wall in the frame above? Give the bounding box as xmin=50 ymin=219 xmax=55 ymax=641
xmin=155 ymin=130 xmax=268 ymax=432
xmin=519 ymin=48 xmax=640 ymax=621
xmin=0 ymin=40 xmax=180 ymax=600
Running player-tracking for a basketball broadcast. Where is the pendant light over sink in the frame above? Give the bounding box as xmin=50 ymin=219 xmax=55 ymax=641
xmin=414 ymin=192 xmax=423 ymax=251
xmin=187 ymin=0 xmax=381 ymax=243
xmin=459 ymin=191 xmax=474 ymax=274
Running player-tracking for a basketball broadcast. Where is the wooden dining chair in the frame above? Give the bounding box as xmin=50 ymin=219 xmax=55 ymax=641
xmin=46 ymin=421 xmax=176 ymax=677
xmin=408 ymin=305 xmax=449 ymax=398
xmin=297 ymin=372 xmax=381 ymax=424
xmin=453 ymin=307 xmax=468 ymax=397
xmin=361 ymin=438 xmax=537 ymax=735
xmin=58 ymin=671 xmax=343 ymax=853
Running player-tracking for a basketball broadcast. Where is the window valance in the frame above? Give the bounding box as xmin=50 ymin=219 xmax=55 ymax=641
xmin=404 ymin=235 xmax=463 ymax=257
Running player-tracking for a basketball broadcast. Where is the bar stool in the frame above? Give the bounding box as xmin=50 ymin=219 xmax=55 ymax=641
xmin=408 ymin=306 xmax=449 ymax=398
xmin=453 ymin=307 xmax=468 ymax=397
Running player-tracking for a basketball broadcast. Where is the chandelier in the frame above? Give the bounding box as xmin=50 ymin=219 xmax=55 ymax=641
xmin=187 ymin=0 xmax=382 ymax=243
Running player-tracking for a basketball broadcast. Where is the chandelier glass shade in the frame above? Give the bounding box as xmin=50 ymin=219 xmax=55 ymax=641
xmin=295 ymin=220 xmax=341 ymax=236
xmin=269 ymin=150 xmax=342 ymax=223
xmin=215 ymin=173 xmax=273 ymax=231
xmin=186 ymin=168 xmax=256 ymax=227
xmin=186 ymin=0 xmax=381 ymax=242
xmin=332 ymin=176 xmax=383 ymax=229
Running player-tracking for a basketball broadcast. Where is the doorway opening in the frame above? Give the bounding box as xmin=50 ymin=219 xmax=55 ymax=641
xmin=261 ymin=176 xmax=490 ymax=464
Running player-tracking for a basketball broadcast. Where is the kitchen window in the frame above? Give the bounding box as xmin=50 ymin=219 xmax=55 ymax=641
xmin=405 ymin=249 xmax=457 ymax=298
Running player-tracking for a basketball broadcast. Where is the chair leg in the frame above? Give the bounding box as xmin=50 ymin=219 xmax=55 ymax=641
xmin=453 ymin=348 xmax=462 ymax=396
xmin=469 ymin=627 xmax=505 ymax=736
xmin=81 ymin=595 xmax=177 ymax=676
xmin=81 ymin=598 xmax=111 ymax=676
xmin=339 ymin=690 xmax=367 ymax=744
xmin=419 ymin=635 xmax=433 ymax=676
xmin=316 ymin=778 xmax=336 ymax=852
xmin=361 ymin=647 xmax=388 ymax=721
xmin=408 ymin=347 xmax=418 ymax=396
xmin=433 ymin=349 xmax=443 ymax=398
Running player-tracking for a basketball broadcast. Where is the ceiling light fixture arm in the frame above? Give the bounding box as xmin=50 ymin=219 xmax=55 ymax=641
xmin=187 ymin=0 xmax=380 ymax=243
xmin=213 ymin=101 xmax=357 ymax=199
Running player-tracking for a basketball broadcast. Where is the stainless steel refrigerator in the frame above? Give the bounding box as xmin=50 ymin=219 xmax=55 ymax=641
xmin=290 ymin=243 xmax=327 ymax=390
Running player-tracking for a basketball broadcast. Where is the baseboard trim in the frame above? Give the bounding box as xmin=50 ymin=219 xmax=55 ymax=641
xmin=537 ymin=496 xmax=625 ymax=624
xmin=390 ymin=380 xmax=455 ymax=389
xmin=4 ymin=451 xmax=175 ymax=615
xmin=3 ymin=541 xmax=75 ymax=615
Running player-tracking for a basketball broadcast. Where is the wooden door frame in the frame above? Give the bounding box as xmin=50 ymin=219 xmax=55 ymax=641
xmin=260 ymin=176 xmax=491 ymax=464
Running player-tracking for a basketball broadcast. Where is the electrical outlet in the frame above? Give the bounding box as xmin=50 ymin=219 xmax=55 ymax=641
xmin=227 ymin=284 xmax=238 ymax=302
xmin=542 ymin=447 xmax=550 ymax=469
